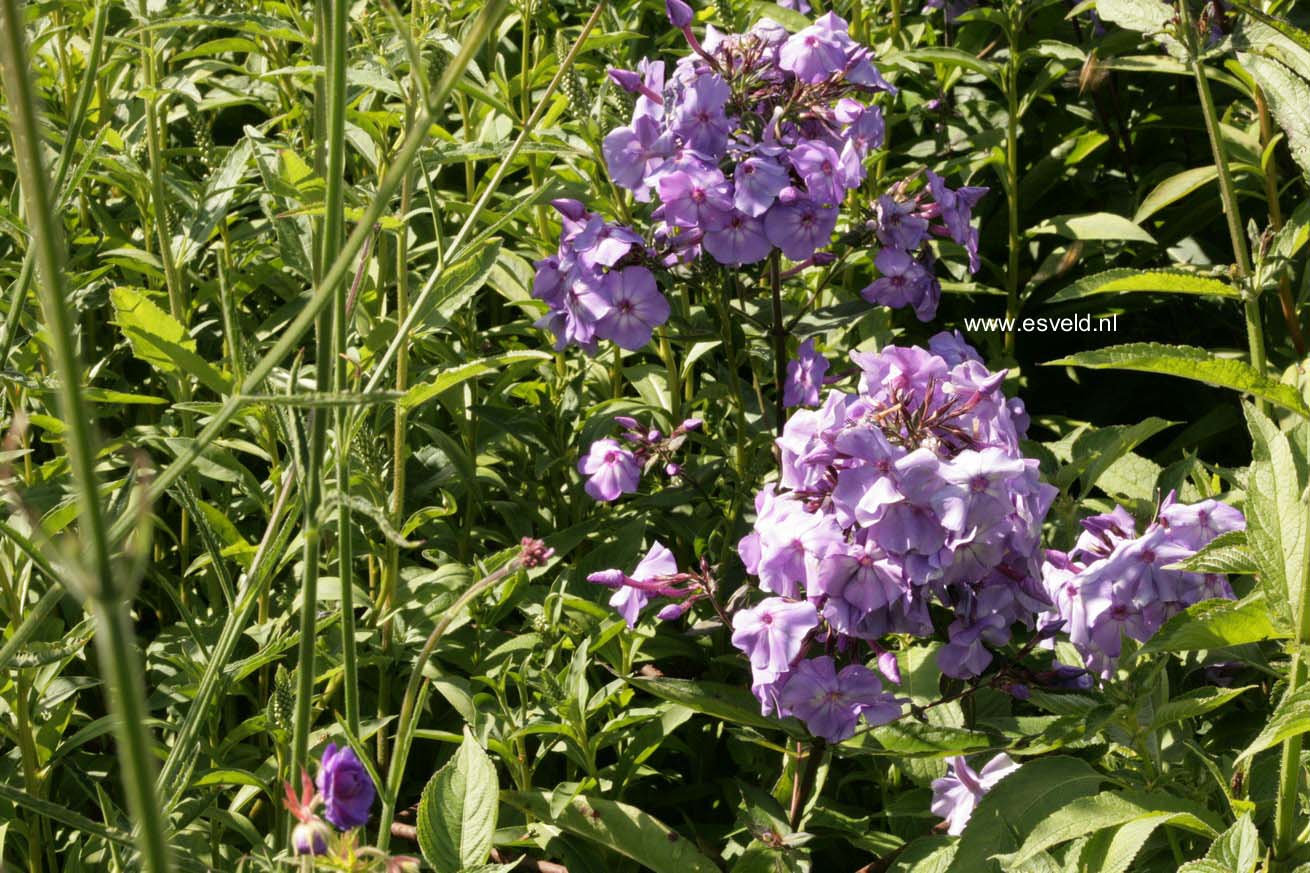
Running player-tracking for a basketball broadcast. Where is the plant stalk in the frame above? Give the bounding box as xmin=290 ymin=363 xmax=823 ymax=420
xmin=0 ymin=1 xmax=170 ymax=867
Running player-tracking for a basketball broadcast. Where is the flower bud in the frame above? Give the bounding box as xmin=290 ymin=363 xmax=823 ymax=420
xmin=549 ymin=198 xmax=588 ymax=221
xmin=666 ymin=0 xmax=694 ymax=28
xmin=678 ymin=417 xmax=703 ymax=432
xmin=292 ymin=818 xmax=331 ymax=856
xmin=664 ymin=462 xmax=682 ymax=477
xmin=608 ymin=68 xmax=645 ymax=94
xmin=586 ymin=569 xmax=628 ymax=588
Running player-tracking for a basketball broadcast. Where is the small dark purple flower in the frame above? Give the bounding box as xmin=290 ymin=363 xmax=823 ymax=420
xmin=316 ymin=743 xmax=375 ymax=830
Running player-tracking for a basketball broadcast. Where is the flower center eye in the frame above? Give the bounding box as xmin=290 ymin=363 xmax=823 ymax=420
xmin=760 ymin=612 xmax=774 ymax=625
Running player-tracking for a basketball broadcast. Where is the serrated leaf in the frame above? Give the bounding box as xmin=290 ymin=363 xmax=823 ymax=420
xmin=1166 ymin=530 xmax=1257 ymax=574
xmin=110 ymin=287 xmax=231 ymax=394
xmin=1045 ymin=343 xmax=1310 ymax=417
xmin=1139 ymin=592 xmax=1288 ymax=654
xmin=944 ymin=757 xmax=1104 ymax=873
xmin=1149 ymin=686 xmax=1255 ymax=730
xmin=501 ymin=791 xmax=720 ymax=873
xmin=417 ymin=728 xmax=499 ymax=873
xmin=998 ymin=790 xmax=1219 ymax=870
xmin=1240 ymin=53 xmax=1310 ymax=179
xmin=1236 ymin=682 xmax=1310 ymax=762
xmin=1046 ymin=268 xmax=1236 ymax=303
xmin=1057 ymin=417 xmax=1174 ymax=497
xmin=415 ymin=239 xmax=502 ymax=328
xmin=1244 ymin=403 xmax=1308 ymax=626
xmin=1201 ymin=813 xmax=1261 ymax=873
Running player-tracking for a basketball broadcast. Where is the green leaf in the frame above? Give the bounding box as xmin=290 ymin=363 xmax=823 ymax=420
xmin=1166 ymin=530 xmax=1258 ymax=574
xmin=847 ymin=721 xmax=995 ymax=758
xmin=888 ymin=835 xmax=957 ymax=873
xmin=1057 ymin=417 xmax=1175 ymax=496
xmin=1134 ymin=166 xmax=1219 ymax=224
xmin=628 ymin=676 xmax=807 ymax=736
xmin=501 ymin=791 xmax=720 ymax=873
xmin=943 ymin=756 xmax=1104 ymax=873
xmin=1149 ymin=686 xmax=1256 ymax=730
xmin=1138 ymin=592 xmax=1288 ymax=655
xmin=902 ymin=47 xmax=1003 ymax=84
xmin=414 ymin=239 xmax=503 ymax=328
xmin=1191 ymin=814 xmax=1261 ymax=873
xmin=174 ymin=139 xmax=253 ymax=265
xmin=401 ymin=351 xmax=551 ymax=411
xmin=1045 ymin=343 xmax=1310 ymax=417
xmin=1028 ymin=212 xmax=1156 ymax=243
xmin=1244 ymin=403 xmax=1308 ymax=626
xmin=417 ymin=728 xmax=500 ymax=873
xmin=1239 ymin=53 xmax=1310 ymax=179
xmin=1095 ymin=0 xmax=1184 ymax=56
xmin=998 ymin=790 xmax=1219 ymax=871
xmin=745 ymin=1 xmax=811 ymax=31
xmin=1046 ymin=267 xmax=1236 ymax=303
xmin=110 ymin=287 xmax=231 ymax=394
xmin=1236 ymin=682 xmax=1310 ymax=762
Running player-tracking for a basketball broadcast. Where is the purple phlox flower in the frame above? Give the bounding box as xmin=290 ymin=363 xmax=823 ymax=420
xmin=791 ymin=140 xmax=847 ymax=204
xmin=777 ymin=0 xmax=812 ymax=12
xmin=671 ymin=73 xmax=733 ymax=157
xmin=778 ymin=656 xmax=903 ymax=742
xmin=658 ymin=165 xmax=734 ymax=232
xmin=571 ymin=215 xmax=644 ymax=268
xmin=932 ymin=754 xmax=1020 ymax=835
xmin=876 ymin=648 xmax=902 ymax=684
xmin=860 ymin=247 xmax=940 ymax=321
xmin=317 ymin=743 xmax=376 ymax=830
xmin=730 ymin=597 xmax=820 ymax=685
xmin=816 ymin=538 xmax=905 ymax=638
xmin=604 ymin=116 xmax=675 ymax=198
xmin=734 ymin=155 xmax=791 ymax=217
xmin=595 ymin=265 xmax=670 ymax=350
xmin=779 ymin=19 xmax=849 ymax=83
xmin=578 ymin=438 xmax=641 ymax=502
xmin=874 ymin=195 xmax=930 ymax=250
xmin=784 ymin=338 xmax=830 ymax=408
xmin=928 ymin=330 xmax=983 ymax=366
xmin=764 ymin=192 xmax=838 ymax=260
xmin=588 ymin=541 xmax=680 ymax=627
xmin=704 ymin=210 xmax=772 ymax=265
xmin=926 ymin=170 xmax=987 ymax=273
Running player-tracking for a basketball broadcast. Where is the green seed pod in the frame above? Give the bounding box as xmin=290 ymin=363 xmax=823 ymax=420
xmin=554 ymin=30 xmax=589 ymax=121
xmin=713 ymin=0 xmax=737 ymax=31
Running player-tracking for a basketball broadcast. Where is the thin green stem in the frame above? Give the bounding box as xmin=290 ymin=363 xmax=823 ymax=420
xmin=324 ymin=0 xmax=360 ymax=739
xmin=0 ymin=1 xmax=170 ymax=868
xmin=376 ymin=555 xmax=525 ymax=852
xmin=769 ymin=252 xmax=786 ymax=436
xmin=1002 ymin=22 xmax=1021 ymax=356
xmin=1178 ymin=0 xmax=1265 ymax=388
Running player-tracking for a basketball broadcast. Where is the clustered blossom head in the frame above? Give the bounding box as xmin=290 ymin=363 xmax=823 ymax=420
xmin=732 ymin=331 xmax=1054 ymax=739
xmin=588 ymin=541 xmax=718 ymax=626
xmin=579 ymin=416 xmax=703 ymax=502
xmin=1041 ymin=493 xmax=1244 ymax=676
xmin=533 ymin=199 xmax=671 ymax=353
xmin=930 ymin=753 xmax=1019 ymax=835
xmin=861 ymin=171 xmax=987 ymax=322
xmin=602 ymin=7 xmax=893 ymax=268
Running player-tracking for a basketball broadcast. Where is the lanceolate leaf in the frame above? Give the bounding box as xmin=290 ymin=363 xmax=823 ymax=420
xmin=1138 ymin=592 xmax=1288 ymax=655
xmin=1166 ymin=530 xmax=1257 ymax=575
xmin=1244 ymin=404 xmax=1309 ymax=627
xmin=1045 ymin=343 xmax=1310 ymax=417
xmin=400 ymin=351 xmax=552 ymax=411
xmin=629 ymin=676 xmax=808 ymax=737
xmin=1046 ymin=267 xmax=1236 ymax=303
xmin=417 ymin=729 xmax=500 ymax=873
xmin=998 ymin=790 xmax=1220 ymax=871
xmin=501 ymin=791 xmax=720 ymax=873
xmin=1239 ymin=53 xmax=1310 ymax=178
xmin=1236 ymin=683 xmax=1310 ymax=762
xmin=944 ymin=757 xmax=1104 ymax=873
xmin=1133 ymin=167 xmax=1220 ymax=224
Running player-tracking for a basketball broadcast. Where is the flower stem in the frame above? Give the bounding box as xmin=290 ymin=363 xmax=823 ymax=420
xmin=769 ymin=252 xmax=786 ymax=436
xmin=1002 ymin=18 xmax=1021 ymax=356
xmin=0 ymin=0 xmax=170 ymax=867
xmin=1178 ymin=0 xmax=1265 ymax=392
xmin=788 ymin=739 xmax=825 ymax=831
xmin=324 ymin=0 xmax=360 ymax=739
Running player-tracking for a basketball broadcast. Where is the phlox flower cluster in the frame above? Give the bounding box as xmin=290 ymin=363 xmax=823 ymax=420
xmin=1040 ymin=493 xmax=1244 ymax=676
xmin=603 ymin=5 xmax=892 ymax=267
xmin=862 ymin=171 xmax=987 ymax=322
xmin=532 ymin=198 xmax=671 ymax=353
xmin=731 ymin=331 xmax=1055 ymax=738
xmin=579 ymin=416 xmax=703 ymax=502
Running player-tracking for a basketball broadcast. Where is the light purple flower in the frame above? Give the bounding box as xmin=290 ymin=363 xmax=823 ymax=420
xmin=783 ymin=338 xmax=830 ymax=408
xmin=589 ymin=542 xmax=679 ymax=627
xmin=731 ymin=597 xmax=820 ymax=684
xmin=860 ymin=247 xmax=940 ymax=321
xmin=578 ymin=438 xmax=641 ymax=502
xmin=596 ymin=266 xmax=670 ymax=350
xmin=778 ymin=656 xmax=902 ymax=742
xmin=931 ymin=754 xmax=1019 ymax=835
xmin=764 ymin=194 xmax=838 ymax=260
xmin=670 ymin=73 xmax=732 ymax=157
xmin=779 ymin=22 xmax=848 ymax=83
xmin=734 ymin=156 xmax=791 ymax=217
xmin=705 ymin=211 xmax=772 ymax=265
